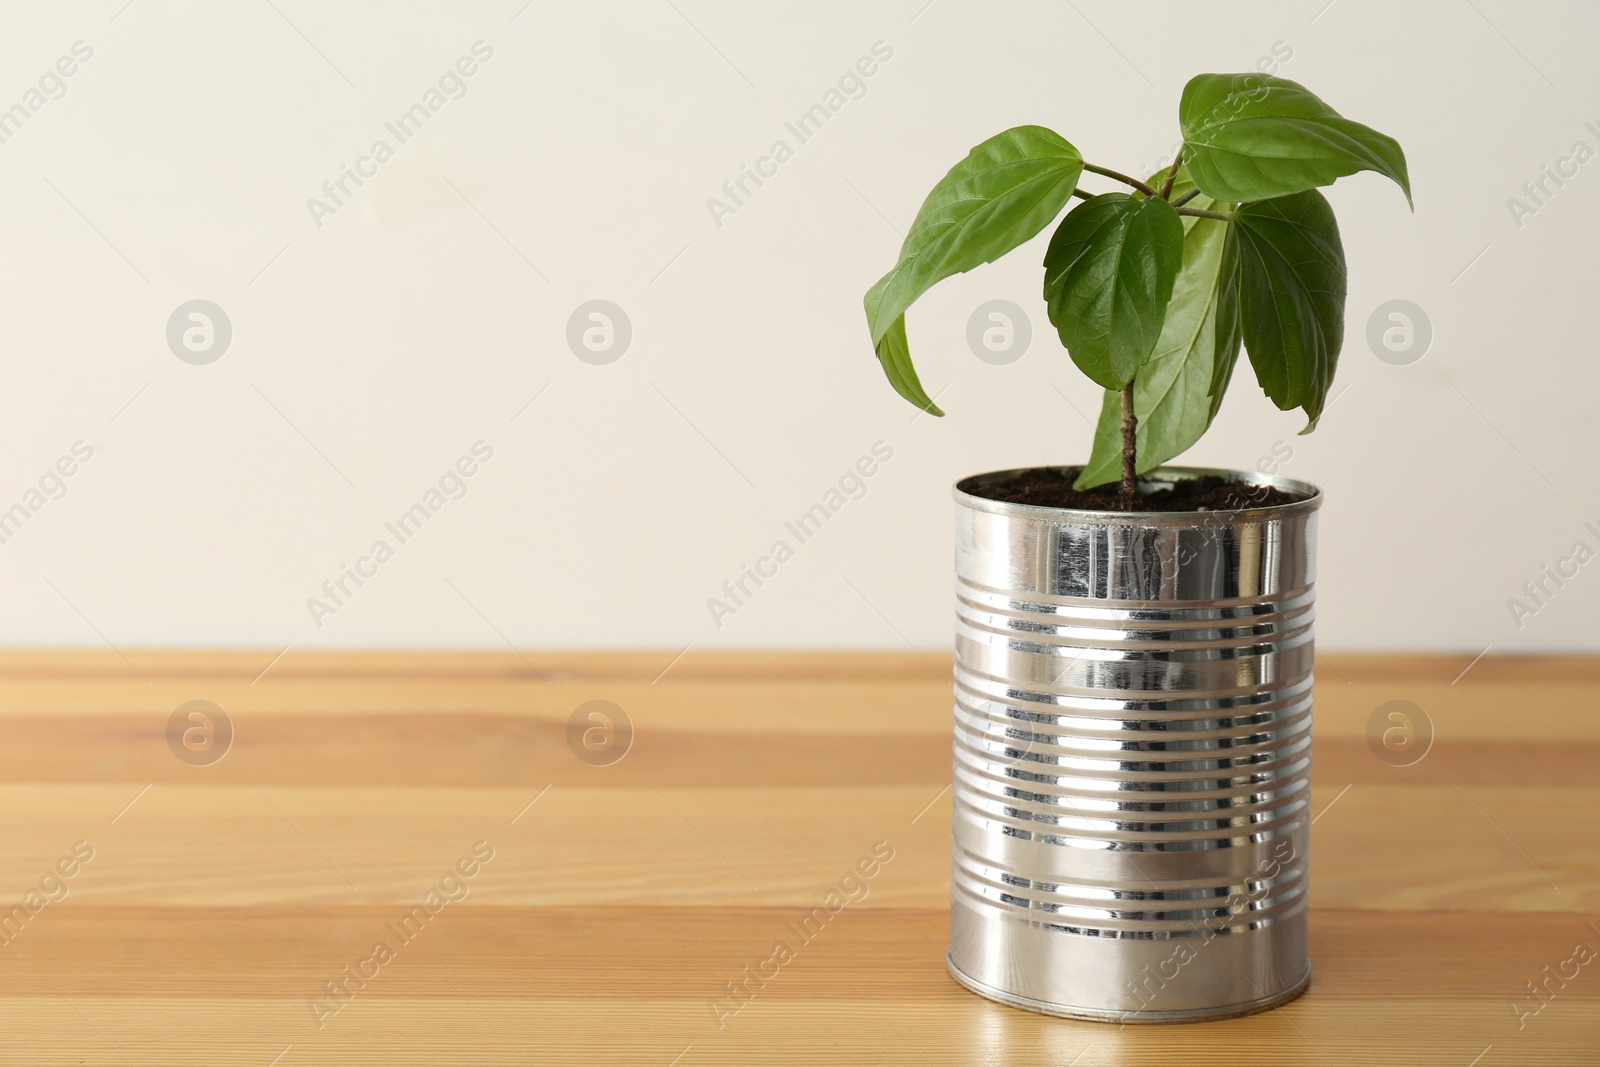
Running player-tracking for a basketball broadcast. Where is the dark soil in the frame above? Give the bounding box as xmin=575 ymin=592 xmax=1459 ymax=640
xmin=968 ymin=468 xmax=1309 ymax=513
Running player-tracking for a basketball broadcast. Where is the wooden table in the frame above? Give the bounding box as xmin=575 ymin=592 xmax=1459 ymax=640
xmin=0 ymin=651 xmax=1595 ymax=1065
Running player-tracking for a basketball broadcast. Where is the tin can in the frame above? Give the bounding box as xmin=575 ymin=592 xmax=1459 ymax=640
xmin=947 ymin=466 xmax=1320 ymax=1022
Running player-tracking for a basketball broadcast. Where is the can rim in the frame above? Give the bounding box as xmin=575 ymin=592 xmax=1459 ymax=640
xmin=953 ymin=465 xmax=1322 ymax=525
xmin=946 ymin=953 xmax=1312 ymax=1023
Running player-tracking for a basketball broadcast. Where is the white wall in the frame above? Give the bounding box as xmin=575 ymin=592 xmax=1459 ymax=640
xmin=0 ymin=0 xmax=1594 ymax=653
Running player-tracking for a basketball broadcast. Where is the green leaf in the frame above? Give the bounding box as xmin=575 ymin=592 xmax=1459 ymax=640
xmin=1075 ymin=170 xmax=1242 ymax=489
xmin=1233 ymin=188 xmax=1347 ymax=432
xmin=1042 ymin=193 xmax=1185 ymax=390
xmin=1207 ymin=246 xmax=1244 ymax=422
xmin=864 ymin=125 xmax=1085 ymax=411
xmin=863 ymin=276 xmax=942 ymax=415
xmin=1180 ymin=73 xmax=1411 ymax=206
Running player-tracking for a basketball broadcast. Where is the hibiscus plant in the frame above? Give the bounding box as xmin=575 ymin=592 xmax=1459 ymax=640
xmin=863 ymin=73 xmax=1410 ymax=506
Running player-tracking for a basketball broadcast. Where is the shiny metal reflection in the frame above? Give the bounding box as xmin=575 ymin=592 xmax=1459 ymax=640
xmin=947 ymin=466 xmax=1320 ymax=1023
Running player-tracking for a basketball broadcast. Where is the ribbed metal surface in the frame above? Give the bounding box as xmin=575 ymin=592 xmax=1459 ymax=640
xmin=947 ymin=466 xmax=1320 ymax=1022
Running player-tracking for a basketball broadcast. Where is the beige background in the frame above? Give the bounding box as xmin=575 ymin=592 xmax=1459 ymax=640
xmin=0 ymin=0 xmax=1592 ymax=653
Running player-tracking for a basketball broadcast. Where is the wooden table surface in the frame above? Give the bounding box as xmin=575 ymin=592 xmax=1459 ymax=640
xmin=0 ymin=650 xmax=1595 ymax=1065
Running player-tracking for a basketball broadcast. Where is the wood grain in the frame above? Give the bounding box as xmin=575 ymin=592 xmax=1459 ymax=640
xmin=0 ymin=651 xmax=1594 ymax=1065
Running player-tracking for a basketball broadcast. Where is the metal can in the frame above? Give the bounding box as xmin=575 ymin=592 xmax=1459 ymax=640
xmin=947 ymin=466 xmax=1320 ymax=1022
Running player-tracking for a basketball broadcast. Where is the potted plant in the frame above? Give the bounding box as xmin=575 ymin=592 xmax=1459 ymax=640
xmin=863 ymin=73 xmax=1409 ymax=1022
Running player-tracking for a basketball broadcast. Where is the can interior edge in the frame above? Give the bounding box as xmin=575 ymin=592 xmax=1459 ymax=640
xmin=952 ymin=464 xmax=1323 ymax=525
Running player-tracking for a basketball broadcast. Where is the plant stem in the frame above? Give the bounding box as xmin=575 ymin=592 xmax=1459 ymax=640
xmin=1071 ymin=186 xmax=1095 ymax=201
xmin=1082 ymin=162 xmax=1158 ymax=198
xmin=1119 ymin=384 xmax=1137 ymax=509
xmin=1174 ymin=206 xmax=1234 ymax=221
xmin=1158 ymin=147 xmax=1184 ymax=199
xmin=1171 ymin=187 xmax=1202 ymax=208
